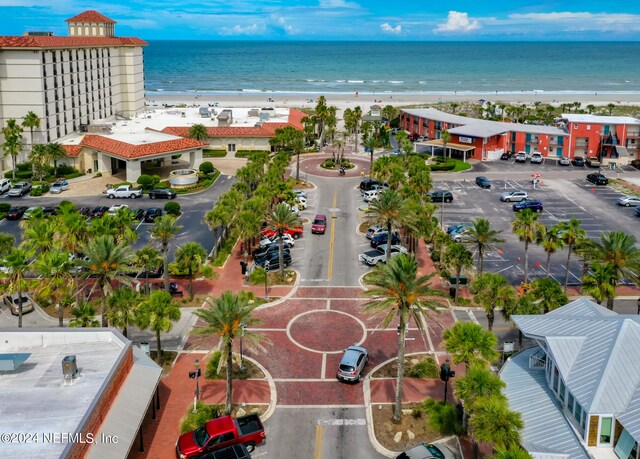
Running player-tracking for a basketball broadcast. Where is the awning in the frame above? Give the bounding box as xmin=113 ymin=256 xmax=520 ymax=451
xmin=419 ymin=139 xmax=475 ymax=152
xmin=615 ymin=145 xmax=630 ymax=157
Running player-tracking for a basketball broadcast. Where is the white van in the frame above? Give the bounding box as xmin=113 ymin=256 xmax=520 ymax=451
xmin=363 ymin=189 xmax=380 ymax=202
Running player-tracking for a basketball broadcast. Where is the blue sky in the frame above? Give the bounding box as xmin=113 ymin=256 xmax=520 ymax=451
xmin=2 ymin=0 xmax=640 ymax=40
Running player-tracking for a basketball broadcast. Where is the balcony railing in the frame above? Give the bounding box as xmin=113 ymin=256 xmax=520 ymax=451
xmin=529 ymin=348 xmax=546 ymax=369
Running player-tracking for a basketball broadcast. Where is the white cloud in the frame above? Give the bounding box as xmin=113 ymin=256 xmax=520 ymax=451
xmin=380 ymin=22 xmax=402 ymax=34
xmin=219 ymin=23 xmax=266 ymax=36
xmin=270 ymin=15 xmax=297 ymax=35
xmin=318 ymin=0 xmax=359 ymax=8
xmin=433 ymin=11 xmax=480 ymax=33
xmin=509 ymin=11 xmax=640 ymax=24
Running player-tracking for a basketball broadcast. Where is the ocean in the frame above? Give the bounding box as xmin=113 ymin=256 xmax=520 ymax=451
xmin=143 ymin=41 xmax=640 ymax=96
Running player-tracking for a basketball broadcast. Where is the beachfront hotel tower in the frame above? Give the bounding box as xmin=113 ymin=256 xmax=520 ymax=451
xmin=0 ymin=10 xmax=147 ymax=149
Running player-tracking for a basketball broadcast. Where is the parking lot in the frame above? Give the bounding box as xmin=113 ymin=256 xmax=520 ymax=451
xmin=433 ymin=173 xmax=640 ymax=285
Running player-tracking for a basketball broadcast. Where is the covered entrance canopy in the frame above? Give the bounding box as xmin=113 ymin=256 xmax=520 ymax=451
xmin=418 ymin=139 xmax=476 ymax=162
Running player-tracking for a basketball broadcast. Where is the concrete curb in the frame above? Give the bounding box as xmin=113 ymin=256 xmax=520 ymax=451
xmin=254 ymin=269 xmax=301 ymax=311
xmin=241 ymin=355 xmax=278 ymax=423
xmin=363 ymin=377 xmax=397 ymax=458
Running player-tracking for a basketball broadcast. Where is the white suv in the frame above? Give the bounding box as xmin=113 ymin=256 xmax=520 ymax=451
xmin=531 ymin=152 xmax=543 ymax=164
xmin=0 ymin=179 xmax=11 ymax=194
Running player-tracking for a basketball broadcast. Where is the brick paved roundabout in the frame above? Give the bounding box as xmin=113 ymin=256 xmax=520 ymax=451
xmin=297 ymin=152 xmax=374 ymax=178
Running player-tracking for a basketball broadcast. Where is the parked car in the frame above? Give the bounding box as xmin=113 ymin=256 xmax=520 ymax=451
xmin=396 ymin=442 xmax=455 ymax=459
xmin=91 ymin=206 xmax=109 ymax=218
xmin=108 ymin=204 xmax=129 ymax=215
xmin=500 ymin=190 xmax=528 ymax=202
xmin=6 ymin=206 xmax=28 ymax=220
xmin=50 ymin=180 xmax=69 ymax=194
xmin=500 ymin=152 xmax=513 ymax=161
xmin=363 ymin=189 xmax=380 ymax=202
xmin=586 ymin=156 xmax=602 ymax=168
xmin=530 ymin=152 xmax=543 ymax=164
xmin=42 ymin=206 xmax=58 ymax=217
xmin=144 ymin=208 xmax=163 ymax=223
xmin=176 ymin=414 xmax=266 ymax=458
xmin=149 ymin=188 xmax=177 ymax=199
xmin=513 ymin=199 xmax=543 ymax=213
xmin=132 ymin=209 xmax=145 ymax=221
xmin=572 ymin=156 xmax=585 ymax=167
xmin=311 ymin=214 xmax=327 ymax=234
xmin=366 ymin=225 xmax=386 ymax=239
xmin=359 ymin=244 xmax=408 ymax=266
xmin=635 ymin=206 xmax=640 ymax=217
xmin=259 ymin=233 xmax=294 ymax=248
xmin=0 ymin=179 xmax=11 ymax=194
xmin=197 ymin=444 xmax=251 ymax=459
xmin=3 ymin=293 xmax=35 ymax=315
xmin=261 ymin=225 xmax=304 ymax=239
xmin=450 ymin=230 xmax=475 ymax=243
xmin=23 ymin=207 xmax=42 ymax=220
xmin=617 ymin=195 xmax=640 ymax=207
xmin=446 ymin=223 xmax=473 ymax=235
xmin=78 ymin=207 xmax=92 ymax=217
xmin=337 ymin=346 xmax=369 ymax=383
xmin=295 ymin=196 xmax=307 ymax=209
xmin=587 ymin=173 xmax=609 ymax=186
xmin=514 ymin=152 xmax=527 ymax=163
xmin=371 ymin=231 xmax=401 ymax=248
xmin=558 ymin=156 xmax=571 ymax=166
xmin=106 ymin=184 xmax=142 ymax=199
xmin=254 ymin=250 xmax=292 ymax=269
xmin=252 ymin=244 xmax=291 ymax=263
xmin=427 ymin=190 xmax=453 ymax=203
xmin=292 ymin=189 xmax=307 ymax=199
xmin=475 ymin=176 xmax=491 ymax=189
xmin=8 ymin=181 xmax=32 ymax=197
xmin=359 ymin=179 xmax=381 ymax=193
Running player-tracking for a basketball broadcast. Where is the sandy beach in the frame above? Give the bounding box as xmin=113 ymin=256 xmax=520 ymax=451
xmin=145 ymin=92 xmax=640 ymax=111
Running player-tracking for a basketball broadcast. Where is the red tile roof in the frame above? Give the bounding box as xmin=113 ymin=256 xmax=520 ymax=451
xmin=75 ymin=135 xmax=208 ymax=159
xmin=0 ymin=36 xmax=147 ymax=48
xmin=62 ymin=145 xmax=82 ymax=158
xmin=162 ymin=109 xmax=306 ymax=139
xmin=66 ymin=11 xmax=116 ymax=24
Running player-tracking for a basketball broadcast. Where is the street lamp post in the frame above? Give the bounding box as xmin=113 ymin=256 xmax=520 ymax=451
xmin=264 ymin=263 xmax=270 ymax=300
xmin=189 ymin=358 xmax=201 ymax=413
xmin=239 ymin=323 xmax=247 ymax=372
xmin=440 ymin=358 xmax=455 ymax=402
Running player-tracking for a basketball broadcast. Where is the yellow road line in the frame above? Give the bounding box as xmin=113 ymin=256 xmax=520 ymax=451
xmin=327 ymin=190 xmax=337 ymax=280
xmin=315 ymin=424 xmax=324 ymax=459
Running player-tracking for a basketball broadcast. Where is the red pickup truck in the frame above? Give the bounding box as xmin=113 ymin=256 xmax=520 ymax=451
xmin=176 ymin=414 xmax=265 ymax=459
xmin=261 ymin=225 xmax=304 ymax=239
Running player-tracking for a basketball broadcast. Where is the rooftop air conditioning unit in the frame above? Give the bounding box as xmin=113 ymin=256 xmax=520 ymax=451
xmin=62 ymin=355 xmax=77 ymax=379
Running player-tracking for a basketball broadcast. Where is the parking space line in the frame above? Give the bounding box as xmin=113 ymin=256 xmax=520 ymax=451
xmin=560 ymin=265 xmax=582 ymax=282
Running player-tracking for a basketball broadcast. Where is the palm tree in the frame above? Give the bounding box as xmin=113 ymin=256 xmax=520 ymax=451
xmin=466 ymin=218 xmax=504 ymax=276
xmin=175 ymin=242 xmax=208 ymax=299
xmin=21 ymin=219 xmax=55 ymax=255
xmin=69 ymin=302 xmax=100 ymax=328
xmin=365 ymin=189 xmax=415 ymax=262
xmin=0 ymin=233 xmax=14 ymax=255
xmin=363 ymin=134 xmax=377 ymax=177
xmin=194 ymin=291 xmax=267 ymax=414
xmin=587 ymin=231 xmax=640 ymax=290
xmin=106 ymin=286 xmax=141 ymax=337
xmin=363 ymin=254 xmax=446 ymax=422
xmin=441 ymin=130 xmax=451 ymax=159
xmin=313 ymin=96 xmax=329 ymax=147
xmin=34 ymin=251 xmax=73 ymax=327
xmin=443 ymin=242 xmax=473 ymax=301
xmin=511 ymin=209 xmax=545 ymax=283
xmin=204 ymin=204 xmax=232 ymax=258
xmin=539 ymin=225 xmax=565 ymax=278
xmin=529 ymin=277 xmax=568 ymax=313
xmin=5 ymin=247 xmax=31 ymax=328
xmin=582 ymin=262 xmax=617 ymax=309
xmin=470 ymin=396 xmax=523 ymax=451
xmin=134 ymin=246 xmax=163 ymax=295
xmin=586 ymin=104 xmax=596 ymax=115
xmin=266 ymin=203 xmax=300 ymax=276
xmin=2 ymin=118 xmax=24 ymax=180
xmin=188 ymin=123 xmax=209 ymax=141
xmin=472 ymin=273 xmax=517 ymax=332
xmin=607 ymin=103 xmax=616 ymax=116
xmin=29 ymin=144 xmax=49 ymax=183
xmin=137 ymin=290 xmax=181 ymax=365
xmin=81 ymin=235 xmax=132 ymax=327
xmin=151 ymin=215 xmax=183 ymax=292
xmin=489 ymin=448 xmax=534 ymax=459
xmin=21 ymin=111 xmax=41 ymax=151
xmin=46 ymin=143 xmax=68 ymax=178
xmin=292 ymin=135 xmax=305 ymax=182
xmin=557 ymin=218 xmax=587 ymax=293
xmin=443 ymin=322 xmax=498 ymax=369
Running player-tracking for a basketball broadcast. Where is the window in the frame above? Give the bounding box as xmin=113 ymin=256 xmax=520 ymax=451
xmin=574 ymin=403 xmax=582 ymax=423
xmin=567 ymin=392 xmax=574 ymax=412
xmin=553 ymin=366 xmax=560 ymax=393
xmin=559 ymin=379 xmax=566 ymax=402
xmin=600 ymin=417 xmax=613 ymax=445
xmin=228 ymin=144 xmax=236 ymax=152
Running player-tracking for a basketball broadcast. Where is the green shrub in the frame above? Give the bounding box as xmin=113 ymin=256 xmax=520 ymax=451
xmin=247 ymin=267 xmax=267 ymax=285
xmin=180 ymin=402 xmax=222 ymax=434
xmin=0 ymin=203 xmax=11 ymax=212
xmin=5 ymin=170 xmax=33 ymax=179
xmin=16 ymin=162 xmax=31 ymax=172
xmin=205 ymin=351 xmax=223 ymax=379
xmin=199 ymin=161 xmax=215 ymax=174
xmin=428 ymin=163 xmax=456 ymax=171
xmin=168 ymin=262 xmax=188 ymax=276
xmin=321 ymin=159 xmax=335 ymax=168
xmin=137 ymin=174 xmax=159 ymax=190
xmin=200 ymin=264 xmax=214 ymax=279
xmin=422 ymin=399 xmax=461 ymax=435
xmin=56 ymin=164 xmax=78 ymax=176
xmin=203 ymin=149 xmax=227 ymax=158
xmin=409 ymin=357 xmax=439 ymax=378
xmin=95 ymin=172 xmax=103 ymax=177
xmin=164 ymin=201 xmax=181 ymax=216
xmin=30 ymin=188 xmax=43 ymax=197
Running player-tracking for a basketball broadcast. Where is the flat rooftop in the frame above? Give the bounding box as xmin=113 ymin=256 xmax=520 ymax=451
xmin=0 ymin=329 xmax=128 ymax=459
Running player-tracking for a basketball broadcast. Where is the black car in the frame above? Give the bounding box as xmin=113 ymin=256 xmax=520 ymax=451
xmin=149 ymin=188 xmax=177 ymax=199
xmin=359 ymin=179 xmax=380 ymax=192
xmin=572 ymin=156 xmax=585 ymax=167
xmin=475 ymin=176 xmax=491 ymax=188
xmin=6 ymin=206 xmax=28 ymax=220
xmin=144 ymin=208 xmax=163 ymax=223
xmin=500 ymin=152 xmax=513 ymax=160
xmin=253 ymin=243 xmax=290 ymax=262
xmin=587 ymin=173 xmax=609 ymax=186
xmin=198 ymin=444 xmax=251 ymax=459
xmin=42 ymin=206 xmax=58 ymax=216
xmin=78 ymin=207 xmax=92 ymax=217
xmin=132 ymin=209 xmax=145 ymax=221
xmin=370 ymin=232 xmax=401 ymax=248
xmin=428 ymin=190 xmax=453 ymax=203
xmin=255 ymin=250 xmax=292 ymax=269
xmin=513 ymin=199 xmax=543 ymax=213
xmin=91 ymin=206 xmax=109 ymax=218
